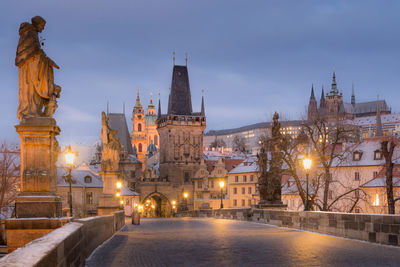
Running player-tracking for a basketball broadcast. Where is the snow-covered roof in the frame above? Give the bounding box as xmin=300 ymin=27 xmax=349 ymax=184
xmin=344 ymin=113 xmax=400 ymax=127
xmin=57 ymin=162 xmax=103 ymax=188
xmin=120 ymin=186 xmax=140 ymax=196
xmin=361 ymin=177 xmax=400 ymax=188
xmin=229 ymin=161 xmax=259 ymax=174
xmin=333 ymin=137 xmax=400 ymax=167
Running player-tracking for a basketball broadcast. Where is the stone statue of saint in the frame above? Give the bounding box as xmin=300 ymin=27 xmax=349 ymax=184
xmin=16 ymin=16 xmax=61 ymax=121
xmin=100 ymin=112 xmax=121 ymax=171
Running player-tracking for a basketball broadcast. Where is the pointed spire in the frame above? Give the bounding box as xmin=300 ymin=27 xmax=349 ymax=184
xmin=320 ymin=86 xmax=326 ymax=109
xmin=376 ymin=94 xmax=383 ymax=137
xmin=310 ymin=84 xmax=316 ymax=100
xmin=158 ymin=91 xmax=162 ymax=118
xmin=173 ymin=51 xmax=175 ymax=65
xmin=351 ymin=83 xmax=356 ymax=105
xmin=148 ymin=92 xmax=155 ymax=108
xmin=185 ymin=52 xmax=188 ymax=66
xmin=135 ymin=88 xmax=142 ymax=107
xmin=201 ymin=89 xmax=205 ymax=116
xmin=330 ymin=71 xmax=338 ymax=95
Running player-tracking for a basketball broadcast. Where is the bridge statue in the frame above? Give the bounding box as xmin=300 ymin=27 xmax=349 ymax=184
xmin=16 ymin=16 xmax=61 ymax=121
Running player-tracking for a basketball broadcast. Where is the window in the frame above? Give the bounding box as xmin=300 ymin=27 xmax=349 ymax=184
xmin=354 ymin=172 xmax=360 ymax=181
xmin=86 ymin=192 xmax=93 ymax=204
xmin=154 ymin=135 xmax=158 ymax=146
xmin=373 ymin=171 xmax=378 ymax=178
xmin=374 ymin=150 xmax=382 ymax=160
xmin=235 ymin=176 xmax=239 ymax=182
xmin=184 ymin=172 xmax=190 ymax=183
xmin=138 ymin=143 xmax=142 ymax=152
xmin=84 ymin=176 xmax=92 ymax=183
xmin=241 ymin=187 xmax=245 ymax=194
xmin=328 ymin=190 xmax=333 ymax=200
xmin=197 ymin=181 xmax=202 ymax=189
xmin=248 ymin=199 xmax=252 ymax=206
xmin=248 ymin=187 xmax=252 ymax=194
xmin=353 ymin=152 xmax=361 ymax=161
xmin=200 ymin=170 xmax=205 ymax=175
xmin=354 ymin=189 xmax=360 ymax=198
xmin=137 ymin=123 xmax=142 ymax=132
xmin=372 ymin=193 xmax=380 ymax=206
xmin=210 ymin=180 xmax=214 ymax=188
xmin=250 ymin=175 xmax=254 ymax=182
xmin=355 ymin=208 xmax=360 ymax=213
xmin=243 ymin=175 xmax=247 ymax=182
xmin=233 ymin=188 xmax=237 ymax=194
xmin=233 ymin=199 xmax=237 ymax=206
xmin=217 ymin=170 xmax=222 ymax=175
xmin=242 ymin=199 xmax=245 ymax=206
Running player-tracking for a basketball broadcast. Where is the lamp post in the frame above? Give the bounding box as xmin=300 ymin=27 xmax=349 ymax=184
xmin=302 ymin=156 xmax=312 ymax=211
xmin=64 ymin=146 xmax=76 ymax=217
xmin=183 ymin=192 xmax=188 ymax=210
xmin=219 ymin=181 xmax=225 ymax=209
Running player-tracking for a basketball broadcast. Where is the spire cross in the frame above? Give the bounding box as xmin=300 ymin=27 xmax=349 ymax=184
xmin=185 ymin=52 xmax=188 ymax=66
xmin=173 ymin=51 xmax=175 ymax=65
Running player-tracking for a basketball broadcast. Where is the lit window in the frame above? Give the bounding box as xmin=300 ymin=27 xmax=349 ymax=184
xmin=353 ymin=152 xmax=361 ymax=161
xmin=372 ymin=193 xmax=380 ymax=206
xmin=86 ymin=192 xmax=93 ymax=204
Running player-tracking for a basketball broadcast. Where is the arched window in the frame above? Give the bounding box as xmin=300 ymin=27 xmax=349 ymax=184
xmin=154 ymin=135 xmax=158 ymax=146
xmin=137 ymin=123 xmax=142 ymax=132
xmin=138 ymin=143 xmax=142 ymax=152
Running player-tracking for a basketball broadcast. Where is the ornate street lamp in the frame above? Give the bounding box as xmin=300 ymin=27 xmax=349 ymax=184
xmin=183 ymin=192 xmax=189 ymax=210
xmin=302 ymin=156 xmax=312 ymax=211
xmin=64 ymin=146 xmax=77 ymax=217
xmin=219 ymin=181 xmax=225 ymax=209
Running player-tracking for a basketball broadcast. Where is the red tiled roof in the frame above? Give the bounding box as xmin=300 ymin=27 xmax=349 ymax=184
xmin=205 ymin=158 xmax=244 ymax=173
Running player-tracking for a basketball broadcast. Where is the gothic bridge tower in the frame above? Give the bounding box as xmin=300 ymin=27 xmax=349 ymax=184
xmin=156 ymin=64 xmax=206 ymax=207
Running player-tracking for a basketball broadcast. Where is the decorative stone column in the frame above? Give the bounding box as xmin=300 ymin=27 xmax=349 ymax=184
xmin=98 ymin=170 xmax=121 ymax=215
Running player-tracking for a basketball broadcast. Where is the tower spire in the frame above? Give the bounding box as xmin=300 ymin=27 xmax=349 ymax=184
xmin=376 ymin=94 xmax=382 ymax=137
xmin=135 ymin=88 xmax=142 ymax=107
xmin=320 ymin=86 xmax=326 ymax=109
xmin=351 ymin=83 xmax=356 ymax=105
xmin=330 ymin=71 xmax=338 ymax=95
xmin=158 ymin=91 xmax=162 ymax=118
xmin=310 ymin=84 xmax=316 ymax=100
xmin=201 ymin=89 xmax=205 ymax=116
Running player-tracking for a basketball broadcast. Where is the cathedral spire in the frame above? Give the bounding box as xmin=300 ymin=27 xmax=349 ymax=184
xmin=201 ymin=89 xmax=205 ymax=116
xmin=351 ymin=83 xmax=356 ymax=105
xmin=329 ymin=71 xmax=339 ymax=96
xmin=320 ymin=86 xmax=326 ymax=109
xmin=158 ymin=92 xmax=162 ymax=118
xmin=307 ymin=84 xmax=318 ymax=120
xmin=376 ymin=95 xmax=383 ymax=137
xmin=310 ymin=84 xmax=316 ymax=100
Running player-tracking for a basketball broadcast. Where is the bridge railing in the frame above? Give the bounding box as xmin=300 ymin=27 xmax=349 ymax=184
xmin=0 ymin=211 xmax=125 ymax=267
xmin=180 ymin=208 xmax=400 ymax=246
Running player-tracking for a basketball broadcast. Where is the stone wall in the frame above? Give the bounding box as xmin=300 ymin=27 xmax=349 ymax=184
xmin=192 ymin=208 xmax=400 ymax=246
xmin=0 ymin=211 xmax=125 ymax=267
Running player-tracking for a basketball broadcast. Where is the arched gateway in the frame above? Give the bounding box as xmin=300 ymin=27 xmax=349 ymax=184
xmin=142 ymin=192 xmax=172 ymax=217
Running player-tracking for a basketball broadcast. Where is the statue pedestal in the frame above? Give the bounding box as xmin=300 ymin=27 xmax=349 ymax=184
xmin=98 ymin=170 xmax=121 ymax=215
xmin=7 ymin=117 xmax=65 ymax=252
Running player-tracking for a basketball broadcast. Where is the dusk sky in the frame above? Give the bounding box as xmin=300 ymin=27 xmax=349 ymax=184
xmin=1 ymin=1 xmax=400 ymax=146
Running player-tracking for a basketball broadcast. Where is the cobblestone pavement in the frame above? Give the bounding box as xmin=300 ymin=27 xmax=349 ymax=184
xmin=86 ymin=218 xmax=400 ymax=267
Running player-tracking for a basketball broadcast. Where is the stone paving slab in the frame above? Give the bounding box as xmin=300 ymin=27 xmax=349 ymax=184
xmin=86 ymin=218 xmax=400 ymax=267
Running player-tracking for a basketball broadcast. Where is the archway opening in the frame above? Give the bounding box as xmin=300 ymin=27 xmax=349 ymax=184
xmin=142 ymin=193 xmax=171 ymax=217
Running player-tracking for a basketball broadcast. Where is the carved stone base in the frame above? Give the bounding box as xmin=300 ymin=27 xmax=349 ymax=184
xmin=5 ymin=217 xmax=70 ymax=253
xmin=15 ymin=193 xmax=62 ymax=218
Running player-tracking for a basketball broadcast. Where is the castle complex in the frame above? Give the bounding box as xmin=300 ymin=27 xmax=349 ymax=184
xmin=307 ymin=72 xmax=391 ymax=122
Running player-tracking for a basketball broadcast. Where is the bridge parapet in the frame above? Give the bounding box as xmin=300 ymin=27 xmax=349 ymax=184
xmin=0 ymin=210 xmax=125 ymax=267
xmin=185 ymin=209 xmax=400 ymax=246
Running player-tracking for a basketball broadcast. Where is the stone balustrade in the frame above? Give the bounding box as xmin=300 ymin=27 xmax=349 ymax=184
xmin=0 ymin=211 xmax=125 ymax=267
xmin=186 ymin=208 xmax=400 ymax=246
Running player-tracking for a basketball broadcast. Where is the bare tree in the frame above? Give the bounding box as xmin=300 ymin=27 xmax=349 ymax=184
xmin=0 ymin=142 xmax=20 ymax=214
xmin=232 ymin=135 xmax=246 ymax=153
xmin=209 ymin=137 xmax=226 ymax=150
xmin=381 ymin=139 xmax=396 ymax=214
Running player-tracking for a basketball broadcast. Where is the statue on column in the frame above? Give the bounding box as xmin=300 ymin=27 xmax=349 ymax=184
xmin=257 ymin=112 xmax=283 ymax=205
xmin=16 ymin=16 xmax=61 ymax=121
xmin=101 ymin=112 xmax=121 ymax=171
